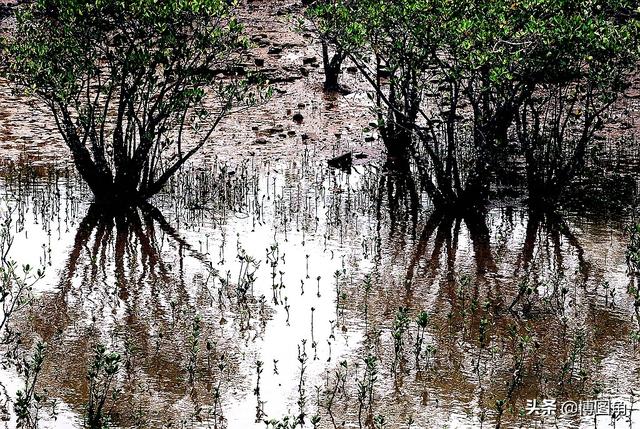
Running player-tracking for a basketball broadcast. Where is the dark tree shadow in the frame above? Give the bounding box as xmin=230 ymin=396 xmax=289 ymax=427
xmin=376 ymin=167 xmax=420 ymax=238
xmin=405 ymin=211 xmax=499 ymax=286
xmin=27 ymin=201 xmax=224 ymax=423
xmin=400 ymin=206 xmax=589 ymax=309
xmin=36 ymin=201 xmax=212 ymax=349
xmin=512 ymin=208 xmax=590 ymax=284
xmin=507 ymin=208 xmax=591 ymax=313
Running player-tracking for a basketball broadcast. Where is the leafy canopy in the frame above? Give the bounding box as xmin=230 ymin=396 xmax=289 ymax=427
xmin=310 ymin=0 xmax=640 ymax=208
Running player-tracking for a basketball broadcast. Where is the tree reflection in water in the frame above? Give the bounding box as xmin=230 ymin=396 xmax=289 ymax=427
xmin=7 ymin=165 xmax=639 ymax=429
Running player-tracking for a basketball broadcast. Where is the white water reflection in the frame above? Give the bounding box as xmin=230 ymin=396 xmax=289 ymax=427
xmin=0 ymin=158 xmax=638 ymax=429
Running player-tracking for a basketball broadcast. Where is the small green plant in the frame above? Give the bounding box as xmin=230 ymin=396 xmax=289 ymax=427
xmin=414 ymin=310 xmax=429 ymax=369
xmin=310 ymin=414 xmax=321 ymax=428
xmin=236 ymin=247 xmax=260 ymax=301
xmin=0 ymin=210 xmax=44 ymax=348
xmin=391 ymin=307 xmax=410 ymax=373
xmin=560 ymin=329 xmax=587 ymax=391
xmin=266 ymin=244 xmax=280 ymax=303
xmin=363 ymin=274 xmax=373 ymax=333
xmin=373 ymin=414 xmax=387 ymax=429
xmin=0 ymin=261 xmax=43 ymax=349
xmin=323 ymin=360 xmax=347 ymax=429
xmin=297 ymin=341 xmax=308 ymax=425
xmin=333 ymin=270 xmax=341 ymax=316
xmin=627 ymin=222 xmax=640 ymax=274
xmin=263 ymin=415 xmax=299 ymax=428
xmin=255 ymin=360 xmax=265 ymax=421
xmin=14 ymin=341 xmax=47 ymax=429
xmin=357 ymin=355 xmax=378 ymax=429
xmin=86 ymin=344 xmax=121 ymax=429
xmin=187 ymin=314 xmax=202 ymax=385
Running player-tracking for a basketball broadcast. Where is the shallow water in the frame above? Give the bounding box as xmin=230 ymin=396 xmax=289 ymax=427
xmin=0 ymin=153 xmax=638 ymax=429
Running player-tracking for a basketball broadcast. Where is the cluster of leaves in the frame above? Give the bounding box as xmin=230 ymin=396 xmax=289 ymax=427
xmin=5 ymin=0 xmax=249 ymax=110
xmin=14 ymin=341 xmax=48 ymax=429
xmin=86 ymin=344 xmax=121 ymax=429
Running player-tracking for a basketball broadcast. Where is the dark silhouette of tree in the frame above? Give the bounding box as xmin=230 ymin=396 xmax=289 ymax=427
xmin=312 ymin=0 xmax=640 ymax=213
xmin=305 ymin=0 xmax=349 ymax=92
xmin=4 ymin=0 xmax=267 ymax=206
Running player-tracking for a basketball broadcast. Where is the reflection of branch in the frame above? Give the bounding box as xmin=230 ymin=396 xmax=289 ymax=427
xmin=465 ymin=213 xmax=498 ymax=275
xmin=381 ymin=171 xmax=420 ymax=236
xmin=428 ymin=216 xmax=455 ymax=273
xmin=511 ymin=209 xmax=590 ymax=312
xmin=89 ymin=216 xmax=112 ymax=286
xmin=45 ymin=202 xmax=212 ymax=334
xmin=61 ymin=204 xmax=103 ymax=292
xmin=516 ymin=209 xmax=589 ymax=280
xmin=139 ymin=202 xmax=212 ymax=265
xmin=548 ymin=211 xmax=589 ymax=282
xmin=516 ymin=210 xmax=541 ymax=273
xmin=405 ymin=211 xmax=499 ymax=287
xmin=446 ymin=218 xmax=462 ymax=276
xmin=405 ymin=212 xmax=444 ymax=285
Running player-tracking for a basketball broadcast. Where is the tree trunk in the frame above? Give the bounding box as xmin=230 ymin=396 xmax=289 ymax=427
xmin=322 ymin=41 xmax=344 ymax=92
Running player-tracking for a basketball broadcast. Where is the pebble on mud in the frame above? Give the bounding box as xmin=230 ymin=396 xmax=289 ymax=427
xmin=303 ymin=56 xmax=318 ymax=65
xmin=328 ymin=152 xmax=352 ymax=171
